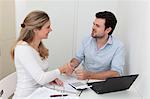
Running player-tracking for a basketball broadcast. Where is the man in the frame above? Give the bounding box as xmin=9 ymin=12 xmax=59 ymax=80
xmin=68 ymin=11 xmax=125 ymax=80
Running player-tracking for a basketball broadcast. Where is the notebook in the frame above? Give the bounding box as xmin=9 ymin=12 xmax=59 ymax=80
xmin=87 ymin=74 xmax=139 ymax=94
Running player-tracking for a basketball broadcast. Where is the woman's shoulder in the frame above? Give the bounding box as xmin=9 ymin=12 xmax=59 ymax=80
xmin=15 ymin=41 xmax=30 ymax=51
xmin=17 ymin=40 xmax=28 ymax=45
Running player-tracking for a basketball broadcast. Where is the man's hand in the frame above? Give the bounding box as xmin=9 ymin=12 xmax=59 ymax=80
xmin=75 ymin=69 xmax=90 ymax=80
xmin=59 ymin=63 xmax=74 ymax=75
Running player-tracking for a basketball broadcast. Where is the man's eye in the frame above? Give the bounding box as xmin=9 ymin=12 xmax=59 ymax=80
xmin=96 ymin=25 xmax=100 ymax=27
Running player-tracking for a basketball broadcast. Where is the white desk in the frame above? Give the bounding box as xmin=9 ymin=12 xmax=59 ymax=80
xmin=80 ymin=88 xmax=141 ymax=99
xmin=27 ymin=75 xmax=142 ymax=99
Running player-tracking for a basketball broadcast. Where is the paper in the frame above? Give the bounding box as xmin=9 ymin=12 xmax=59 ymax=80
xmin=58 ymin=75 xmax=89 ymax=91
xmin=44 ymin=75 xmax=88 ymax=95
xmin=45 ymin=82 xmax=79 ymax=95
xmin=88 ymin=79 xmax=105 ymax=83
xmin=69 ymin=82 xmax=91 ymax=90
xmin=27 ymin=87 xmax=79 ymax=99
xmin=28 ymin=75 xmax=92 ymax=99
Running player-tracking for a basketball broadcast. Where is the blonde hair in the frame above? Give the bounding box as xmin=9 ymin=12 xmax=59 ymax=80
xmin=11 ymin=10 xmax=49 ymax=60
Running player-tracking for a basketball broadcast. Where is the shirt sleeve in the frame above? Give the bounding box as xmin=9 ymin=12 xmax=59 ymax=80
xmin=75 ymin=36 xmax=89 ymax=63
xmin=75 ymin=43 xmax=84 ymax=63
xmin=15 ymin=45 xmax=60 ymax=85
xmin=111 ymin=44 xmax=125 ymax=75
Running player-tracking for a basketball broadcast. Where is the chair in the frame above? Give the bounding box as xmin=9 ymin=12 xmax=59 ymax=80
xmin=0 ymin=72 xmax=16 ymax=99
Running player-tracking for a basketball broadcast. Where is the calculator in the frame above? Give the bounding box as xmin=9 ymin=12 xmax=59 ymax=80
xmin=69 ymin=82 xmax=91 ymax=90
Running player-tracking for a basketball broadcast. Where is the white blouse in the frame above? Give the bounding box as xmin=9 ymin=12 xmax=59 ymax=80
xmin=13 ymin=41 xmax=60 ymax=99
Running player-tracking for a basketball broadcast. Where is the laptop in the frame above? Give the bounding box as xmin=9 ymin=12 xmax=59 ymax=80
xmin=87 ymin=74 xmax=139 ymax=94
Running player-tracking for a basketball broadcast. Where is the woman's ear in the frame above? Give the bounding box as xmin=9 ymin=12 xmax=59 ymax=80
xmin=33 ymin=28 xmax=39 ymax=33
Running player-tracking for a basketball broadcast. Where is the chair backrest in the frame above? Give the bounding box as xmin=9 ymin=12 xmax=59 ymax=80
xmin=0 ymin=72 xmax=16 ymax=99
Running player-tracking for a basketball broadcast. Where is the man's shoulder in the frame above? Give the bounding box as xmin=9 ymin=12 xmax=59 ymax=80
xmin=78 ymin=35 xmax=93 ymax=48
xmin=111 ymin=36 xmax=124 ymax=47
xmin=81 ymin=35 xmax=92 ymax=43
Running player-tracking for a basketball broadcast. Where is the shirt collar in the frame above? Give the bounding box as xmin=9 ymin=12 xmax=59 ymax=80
xmin=98 ymin=35 xmax=113 ymax=50
xmin=107 ymin=35 xmax=113 ymax=45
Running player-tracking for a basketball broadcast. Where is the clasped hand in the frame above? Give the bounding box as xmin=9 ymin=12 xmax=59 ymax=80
xmin=59 ymin=63 xmax=74 ymax=75
xmin=59 ymin=63 xmax=89 ymax=80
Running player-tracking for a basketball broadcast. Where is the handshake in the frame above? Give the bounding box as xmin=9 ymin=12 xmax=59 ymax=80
xmin=59 ymin=63 xmax=75 ymax=76
xmin=58 ymin=58 xmax=90 ymax=80
xmin=59 ymin=58 xmax=79 ymax=75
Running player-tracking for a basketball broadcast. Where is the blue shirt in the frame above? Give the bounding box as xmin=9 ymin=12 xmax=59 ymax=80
xmin=75 ymin=35 xmax=125 ymax=75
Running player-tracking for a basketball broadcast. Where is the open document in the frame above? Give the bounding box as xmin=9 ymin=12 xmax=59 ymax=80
xmin=27 ymin=87 xmax=79 ymax=99
xmin=44 ymin=75 xmax=90 ymax=96
xmin=69 ymin=81 xmax=91 ymax=90
xmin=27 ymin=75 xmax=105 ymax=99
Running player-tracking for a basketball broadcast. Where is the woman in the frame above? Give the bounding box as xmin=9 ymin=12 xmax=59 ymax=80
xmin=11 ymin=10 xmax=72 ymax=99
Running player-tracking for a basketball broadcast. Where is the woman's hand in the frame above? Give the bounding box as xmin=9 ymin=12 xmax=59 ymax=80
xmin=49 ymin=78 xmax=63 ymax=86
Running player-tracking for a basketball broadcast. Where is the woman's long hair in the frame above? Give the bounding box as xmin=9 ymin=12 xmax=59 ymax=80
xmin=11 ymin=10 xmax=49 ymax=60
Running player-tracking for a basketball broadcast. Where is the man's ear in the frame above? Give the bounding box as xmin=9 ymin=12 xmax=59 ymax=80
xmin=106 ymin=27 xmax=112 ymax=34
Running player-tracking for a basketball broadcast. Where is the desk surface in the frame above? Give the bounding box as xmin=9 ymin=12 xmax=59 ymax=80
xmin=27 ymin=75 xmax=142 ymax=99
xmin=27 ymin=87 xmax=141 ymax=99
xmin=81 ymin=88 xmax=141 ymax=99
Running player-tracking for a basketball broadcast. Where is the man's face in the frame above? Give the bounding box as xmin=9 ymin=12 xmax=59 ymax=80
xmin=91 ymin=18 xmax=108 ymax=38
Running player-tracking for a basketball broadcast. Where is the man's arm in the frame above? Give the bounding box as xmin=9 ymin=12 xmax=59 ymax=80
xmin=88 ymin=70 xmax=120 ymax=80
xmin=61 ymin=58 xmax=80 ymax=75
xmin=75 ymin=70 xmax=119 ymax=80
xmin=70 ymin=58 xmax=81 ymax=69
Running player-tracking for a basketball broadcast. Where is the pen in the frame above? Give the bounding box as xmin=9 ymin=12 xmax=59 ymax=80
xmin=78 ymin=90 xmax=83 ymax=96
xmin=50 ymin=94 xmax=68 ymax=97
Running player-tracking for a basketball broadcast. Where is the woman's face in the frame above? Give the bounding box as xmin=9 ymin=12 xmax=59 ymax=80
xmin=35 ymin=21 xmax=52 ymax=40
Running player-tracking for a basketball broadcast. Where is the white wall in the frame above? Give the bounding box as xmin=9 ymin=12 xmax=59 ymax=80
xmin=117 ymin=0 xmax=150 ymax=98
xmin=15 ymin=0 xmax=77 ymax=69
xmin=76 ymin=0 xmax=118 ymax=51
xmin=0 ymin=0 xmax=16 ymax=80
xmin=15 ymin=0 xmax=119 ymax=68
xmin=15 ymin=0 xmax=150 ymax=98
